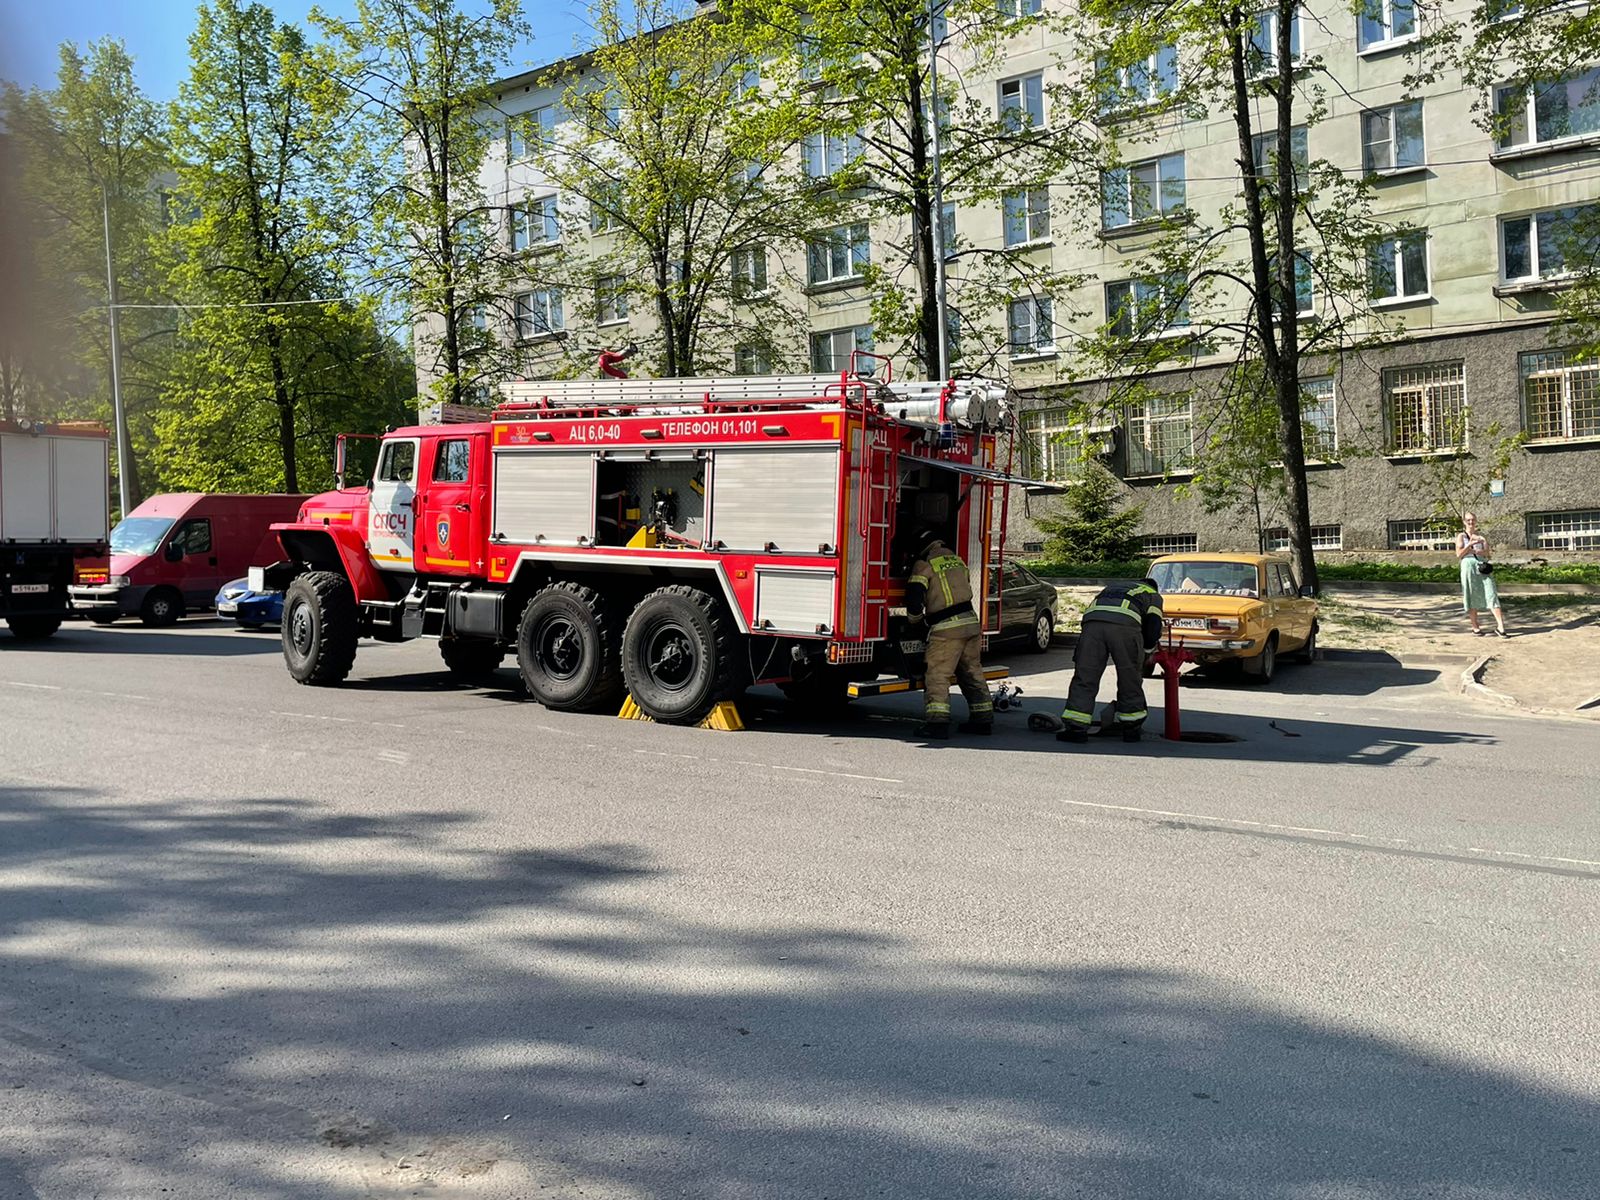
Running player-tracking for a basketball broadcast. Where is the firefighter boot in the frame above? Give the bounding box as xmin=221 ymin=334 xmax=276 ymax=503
xmin=1055 ymin=726 xmax=1088 ymax=744
xmin=916 ymin=722 xmax=951 ymax=741
xmin=1121 ymin=724 xmax=1144 ymax=744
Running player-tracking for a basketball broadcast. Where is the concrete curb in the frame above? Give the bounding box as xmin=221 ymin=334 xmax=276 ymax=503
xmin=1042 ymin=578 xmax=1600 ymax=597
xmin=1458 ymin=654 xmax=1519 ymax=709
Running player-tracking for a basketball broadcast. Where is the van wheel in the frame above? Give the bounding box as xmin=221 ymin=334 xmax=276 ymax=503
xmin=7 ymin=616 xmax=61 ymax=640
xmin=622 ymin=585 xmax=741 ymax=724
xmin=140 ymin=588 xmax=184 ymax=627
xmin=1243 ymin=633 xmax=1278 ymax=684
xmin=441 ymin=637 xmax=506 ymax=683
xmin=517 ymin=582 xmax=623 ymax=711
xmin=281 ymin=571 xmax=358 ymax=685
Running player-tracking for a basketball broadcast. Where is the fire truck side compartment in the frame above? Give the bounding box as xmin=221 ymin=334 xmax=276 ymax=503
xmin=707 ymin=445 xmax=840 ymax=553
xmin=753 ymin=567 xmax=837 ymax=635
xmin=493 ymin=449 xmax=594 ymax=545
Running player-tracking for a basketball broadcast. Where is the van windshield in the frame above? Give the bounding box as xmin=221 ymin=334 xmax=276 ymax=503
xmin=110 ymin=517 xmax=175 ymax=556
xmin=1150 ymin=560 xmax=1259 ymax=597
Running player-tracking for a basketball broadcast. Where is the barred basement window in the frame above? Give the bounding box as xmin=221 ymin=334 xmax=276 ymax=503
xmin=1387 ymin=519 xmax=1455 ymax=550
xmin=1023 ymin=409 xmax=1090 ymax=482
xmin=1384 ymin=362 xmax=1466 ymax=453
xmin=1141 ymin=533 xmax=1198 ymax=556
xmin=1265 ymin=524 xmax=1343 ymax=551
xmin=1520 ymin=349 xmax=1600 ymax=441
xmin=1527 ymin=509 xmax=1600 ymax=550
xmin=1125 ymin=394 xmax=1193 ymax=475
xmin=1022 ymin=540 xmax=1045 ymax=553
xmin=1302 ymin=377 xmax=1338 ymax=459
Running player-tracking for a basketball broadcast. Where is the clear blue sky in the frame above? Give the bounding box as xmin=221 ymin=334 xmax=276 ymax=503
xmin=0 ymin=1 xmax=592 ymax=99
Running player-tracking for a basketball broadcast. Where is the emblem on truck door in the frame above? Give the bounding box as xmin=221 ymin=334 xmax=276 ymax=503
xmin=437 ymin=518 xmax=450 ymax=548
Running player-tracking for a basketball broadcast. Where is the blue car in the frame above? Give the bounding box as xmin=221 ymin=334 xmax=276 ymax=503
xmin=215 ymin=577 xmax=284 ymax=629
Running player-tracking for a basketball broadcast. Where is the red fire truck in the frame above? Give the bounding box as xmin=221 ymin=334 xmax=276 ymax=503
xmin=262 ymin=359 xmax=1030 ymax=723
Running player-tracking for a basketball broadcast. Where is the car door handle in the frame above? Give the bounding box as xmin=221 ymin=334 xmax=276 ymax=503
xmin=453 ymin=503 xmax=471 ymax=512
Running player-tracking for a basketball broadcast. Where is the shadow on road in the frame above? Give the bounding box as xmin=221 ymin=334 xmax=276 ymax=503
xmin=0 ymin=783 xmax=1590 ymax=1198
xmin=6 ymin=623 xmax=284 ymax=658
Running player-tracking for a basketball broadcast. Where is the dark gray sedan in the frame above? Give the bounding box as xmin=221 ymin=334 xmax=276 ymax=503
xmin=985 ymin=561 xmax=1058 ymax=652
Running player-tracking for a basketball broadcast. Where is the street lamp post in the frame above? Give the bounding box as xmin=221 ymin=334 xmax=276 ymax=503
xmin=101 ymin=183 xmax=132 ymax=517
xmin=927 ymin=0 xmax=951 ymax=383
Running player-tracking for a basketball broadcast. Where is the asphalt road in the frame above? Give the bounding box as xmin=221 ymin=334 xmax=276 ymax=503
xmin=1 ymin=619 xmax=1596 ymax=1200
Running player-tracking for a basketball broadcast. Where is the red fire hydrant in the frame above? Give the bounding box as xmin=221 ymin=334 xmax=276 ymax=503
xmin=1151 ymin=621 xmax=1196 ymax=741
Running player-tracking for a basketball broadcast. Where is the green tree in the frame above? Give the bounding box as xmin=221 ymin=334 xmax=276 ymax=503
xmin=163 ymin=0 xmax=411 ymax=493
xmin=1065 ymin=0 xmax=1448 ymax=594
xmin=311 ymin=0 xmax=528 ymax=406
xmin=531 ymin=0 xmax=822 ymax=377
xmin=1034 ymin=462 xmax=1144 ymax=564
xmin=1 ymin=40 xmax=171 ymax=502
xmin=725 ymin=0 xmax=1085 ymax=378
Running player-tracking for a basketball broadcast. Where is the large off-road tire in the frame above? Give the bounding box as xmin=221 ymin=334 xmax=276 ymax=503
xmin=7 ymin=616 xmax=61 ymax=640
xmin=1242 ymin=632 xmax=1278 ymax=685
xmin=139 ymin=587 xmax=184 ymax=627
xmin=621 ymin=584 xmax=741 ymax=725
xmin=517 ymin=581 xmax=624 ymax=711
xmin=441 ymin=636 xmax=506 ymax=683
xmin=281 ymin=571 xmax=358 ymax=685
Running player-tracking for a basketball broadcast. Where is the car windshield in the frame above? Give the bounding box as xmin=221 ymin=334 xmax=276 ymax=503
xmin=1151 ymin=560 xmax=1259 ymax=597
xmin=109 ymin=516 xmax=175 ymax=556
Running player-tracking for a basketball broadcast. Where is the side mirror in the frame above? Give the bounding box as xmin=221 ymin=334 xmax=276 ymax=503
xmin=1299 ymin=585 xmax=1315 ymax=598
xmin=164 ymin=542 xmax=184 ymax=562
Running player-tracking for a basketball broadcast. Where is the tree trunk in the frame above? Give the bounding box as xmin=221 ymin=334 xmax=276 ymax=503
xmin=266 ymin=318 xmax=298 ymax=492
xmin=906 ymin=55 xmax=940 ymax=380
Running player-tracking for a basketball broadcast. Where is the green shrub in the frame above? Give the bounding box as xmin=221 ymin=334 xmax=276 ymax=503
xmin=1318 ymin=561 xmax=1600 ymax=584
xmin=1023 ymin=558 xmax=1151 ymax=579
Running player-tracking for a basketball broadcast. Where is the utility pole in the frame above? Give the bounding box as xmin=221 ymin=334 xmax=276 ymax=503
xmin=927 ymin=0 xmax=950 ymax=382
xmin=101 ymin=183 xmax=132 ymax=517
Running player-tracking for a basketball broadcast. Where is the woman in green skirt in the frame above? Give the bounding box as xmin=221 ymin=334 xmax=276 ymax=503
xmin=1456 ymin=511 xmax=1507 ymax=637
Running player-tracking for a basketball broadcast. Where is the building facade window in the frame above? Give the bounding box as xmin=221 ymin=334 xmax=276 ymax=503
xmin=1125 ymin=394 xmax=1194 ymax=476
xmin=508 ymin=105 xmax=557 ymax=160
xmin=734 ymin=344 xmax=771 ymax=375
xmin=1141 ymin=533 xmax=1199 ymax=555
xmin=1002 ymin=188 xmax=1051 ymax=245
xmin=596 ymin=276 xmax=628 ymax=325
xmin=1023 ymin=409 xmax=1104 ymax=482
xmin=807 ymin=223 xmax=870 ymax=285
xmin=1267 ymin=251 xmax=1316 ymax=317
xmin=1528 ymin=509 xmax=1600 ymax=550
xmin=1008 ymin=297 xmax=1055 ymax=356
xmin=512 ymin=195 xmax=559 ymax=251
xmin=1358 ymin=0 xmax=1416 ymax=50
xmin=1097 ymin=46 xmax=1178 ymax=113
xmin=999 ymin=72 xmax=1045 ymax=130
xmin=590 ymin=185 xmax=622 ymax=233
xmin=1248 ymin=6 xmax=1301 ymax=72
xmin=802 ymin=128 xmax=863 ymax=178
xmin=1495 ymin=68 xmax=1600 ymax=149
xmin=1501 ymin=205 xmax=1596 ymax=283
xmin=1384 ymin=361 xmax=1466 ymax=453
xmin=1520 ymin=348 xmax=1600 ymax=441
xmin=731 ymin=245 xmax=768 ymax=298
xmin=514 ymin=288 xmax=564 ymax=339
xmin=1388 ymin=520 xmax=1456 ymax=550
xmin=465 ymin=303 xmax=488 ymax=332
xmin=998 ymin=0 xmax=1043 ymax=15
xmin=1369 ymin=232 xmax=1429 ymax=301
xmin=1302 ymin=377 xmax=1338 ymax=458
xmin=1266 ymin=524 xmax=1343 ymax=551
xmin=1106 ymin=275 xmax=1189 ymax=338
xmin=811 ymin=324 xmax=873 ymax=372
xmin=1101 ymin=153 xmax=1185 ymax=228
xmin=1362 ymin=101 xmax=1424 ymax=173
xmin=1251 ymin=126 xmax=1309 ymax=185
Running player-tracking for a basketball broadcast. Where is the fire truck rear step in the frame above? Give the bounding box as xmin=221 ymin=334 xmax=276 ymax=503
xmin=847 ymin=666 xmax=1010 ymax=699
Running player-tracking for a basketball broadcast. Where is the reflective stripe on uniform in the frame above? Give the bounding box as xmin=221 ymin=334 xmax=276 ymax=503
xmin=1060 ymin=707 xmax=1094 ymax=725
xmin=969 ymin=700 xmax=994 ymax=714
xmin=926 ymin=700 xmax=952 ymax=717
xmin=1116 ymin=709 xmax=1148 ymax=723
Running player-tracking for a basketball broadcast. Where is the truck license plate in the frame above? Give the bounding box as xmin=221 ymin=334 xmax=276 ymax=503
xmin=1172 ymin=618 xmax=1206 ymax=629
xmin=900 ymin=639 xmax=926 ymax=654
xmin=10 ymin=583 xmax=49 ymax=595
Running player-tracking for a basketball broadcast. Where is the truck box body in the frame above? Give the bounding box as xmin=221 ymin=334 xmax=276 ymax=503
xmin=71 ymin=492 xmax=308 ymax=625
xmin=1 ymin=421 xmax=111 ymax=638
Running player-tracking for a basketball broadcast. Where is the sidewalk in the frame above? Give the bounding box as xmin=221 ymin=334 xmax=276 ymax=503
xmin=1050 ymin=583 xmax=1600 ymax=719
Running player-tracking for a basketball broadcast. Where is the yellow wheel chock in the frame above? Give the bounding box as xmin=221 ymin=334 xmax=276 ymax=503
xmin=618 ymin=695 xmax=745 ymax=731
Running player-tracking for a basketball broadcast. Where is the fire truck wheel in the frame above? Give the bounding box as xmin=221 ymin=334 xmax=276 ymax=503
xmin=440 ymin=637 xmax=506 ymax=682
xmin=7 ymin=616 xmax=62 ymax=640
xmin=622 ymin=585 xmax=739 ymax=725
xmin=281 ymin=570 xmax=358 ymax=686
xmin=516 ymin=582 xmax=623 ymax=711
xmin=139 ymin=587 xmax=184 ymax=627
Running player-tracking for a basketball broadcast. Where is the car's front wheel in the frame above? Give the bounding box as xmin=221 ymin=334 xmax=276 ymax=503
xmin=1026 ymin=609 xmax=1054 ymax=654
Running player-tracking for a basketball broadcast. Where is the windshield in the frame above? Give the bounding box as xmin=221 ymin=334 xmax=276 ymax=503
xmin=109 ymin=516 xmax=175 ymax=557
xmin=1151 ymin=560 xmax=1259 ymax=597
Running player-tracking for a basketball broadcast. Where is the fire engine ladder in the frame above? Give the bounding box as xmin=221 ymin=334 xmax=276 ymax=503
xmin=498 ymin=374 xmax=876 ymax=411
xmin=859 ymin=433 xmax=895 ymax=641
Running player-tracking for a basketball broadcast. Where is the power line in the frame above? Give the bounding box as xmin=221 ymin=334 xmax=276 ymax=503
xmin=102 ymin=297 xmax=358 ymax=311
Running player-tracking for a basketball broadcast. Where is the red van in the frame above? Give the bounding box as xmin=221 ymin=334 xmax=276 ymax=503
xmin=70 ymin=493 xmax=307 ymax=626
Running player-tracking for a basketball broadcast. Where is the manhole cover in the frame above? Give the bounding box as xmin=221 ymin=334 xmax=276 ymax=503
xmin=1174 ymin=731 xmax=1241 ymax=743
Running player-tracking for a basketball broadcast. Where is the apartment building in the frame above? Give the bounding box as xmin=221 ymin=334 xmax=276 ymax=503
xmin=423 ymin=1 xmax=1600 ymax=554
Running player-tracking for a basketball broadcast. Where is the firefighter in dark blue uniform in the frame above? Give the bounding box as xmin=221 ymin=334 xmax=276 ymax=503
xmin=1058 ymin=578 xmax=1164 ymax=744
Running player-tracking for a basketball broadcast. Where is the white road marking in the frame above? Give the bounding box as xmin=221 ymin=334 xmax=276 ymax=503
xmin=1052 ymin=796 xmax=1600 ymax=870
xmin=4 ymin=681 xmax=61 ymax=691
xmin=629 ymin=746 xmax=902 ymax=786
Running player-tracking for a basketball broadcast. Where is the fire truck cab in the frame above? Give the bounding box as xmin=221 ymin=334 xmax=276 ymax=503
xmin=263 ymin=361 xmax=1027 ymax=724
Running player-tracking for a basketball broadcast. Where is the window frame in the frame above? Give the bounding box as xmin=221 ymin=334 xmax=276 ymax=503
xmin=1499 ymin=205 xmax=1595 ymax=284
xmin=1361 ymin=100 xmax=1426 ymax=175
xmin=1096 ymin=45 xmax=1179 ymax=115
xmin=595 ymin=275 xmax=629 ymax=326
xmin=513 ymin=288 xmax=565 ymax=340
xmin=512 ymin=194 xmax=560 ymax=252
xmin=1248 ymin=6 xmax=1303 ymax=75
xmin=1002 ymin=187 xmax=1051 ymax=246
xmin=432 ymin=439 xmax=472 ymax=483
xmin=1101 ymin=153 xmax=1186 ymax=230
xmin=1368 ymin=231 xmax=1430 ymax=305
xmin=1527 ymin=508 xmax=1600 ymax=550
xmin=1382 ymin=361 xmax=1467 ymax=455
xmin=731 ymin=245 xmax=770 ymax=299
xmin=1105 ymin=274 xmax=1191 ymax=339
xmin=1301 ymin=377 xmax=1338 ymax=459
xmin=998 ymin=72 xmax=1045 ymax=131
xmin=1125 ymin=395 xmax=1195 ymax=477
xmin=802 ymin=126 xmax=863 ymax=179
xmin=806 ymin=222 xmax=871 ymax=286
xmin=1519 ymin=348 xmax=1600 ymax=442
xmin=508 ymin=105 xmax=557 ymax=161
xmin=810 ymin=325 xmax=874 ymax=373
xmin=1357 ymin=0 xmax=1418 ymax=53
xmin=1007 ymin=296 xmax=1056 ymax=358
xmin=1494 ymin=68 xmax=1600 ymax=152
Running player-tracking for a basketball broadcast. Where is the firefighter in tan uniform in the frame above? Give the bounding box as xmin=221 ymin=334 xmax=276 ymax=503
xmin=1058 ymin=578 xmax=1164 ymax=744
xmin=906 ymin=531 xmax=993 ymax=741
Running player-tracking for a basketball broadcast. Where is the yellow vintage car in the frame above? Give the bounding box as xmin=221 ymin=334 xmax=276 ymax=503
xmin=1147 ymin=553 xmax=1319 ymax=683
